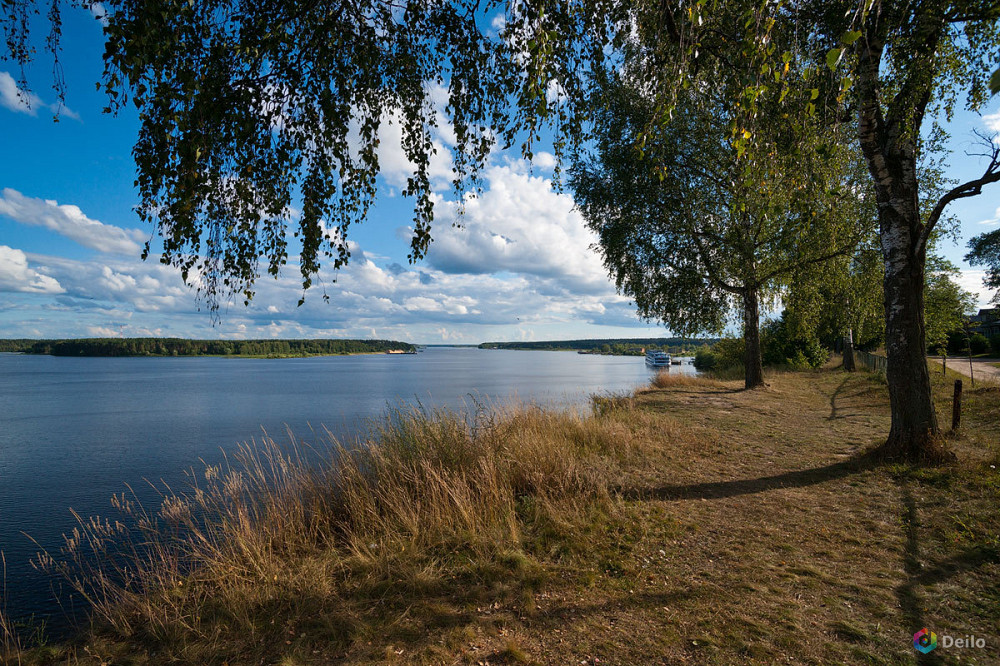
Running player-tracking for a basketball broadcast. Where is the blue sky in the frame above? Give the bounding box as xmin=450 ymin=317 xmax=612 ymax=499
xmin=1 ymin=9 xmax=998 ymax=343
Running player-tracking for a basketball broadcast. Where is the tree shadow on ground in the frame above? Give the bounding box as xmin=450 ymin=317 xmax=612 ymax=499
xmin=618 ymin=452 xmax=881 ymax=502
xmin=895 ymin=481 xmax=999 ymax=665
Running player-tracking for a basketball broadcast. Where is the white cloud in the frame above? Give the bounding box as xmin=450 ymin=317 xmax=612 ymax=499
xmin=0 ymin=71 xmax=79 ymax=120
xmin=89 ymin=2 xmax=110 ymax=27
xmin=0 ymin=245 xmax=64 ymax=293
xmin=984 ymin=108 xmax=1000 ymax=138
xmin=0 ymin=188 xmax=145 ymax=255
xmin=532 ymin=151 xmax=557 ymax=170
xmin=0 ymin=71 xmax=43 ymax=115
xmin=978 ymin=206 xmax=1000 ymax=226
xmin=0 ymin=159 xmax=661 ymax=340
xmin=425 ymin=164 xmax=609 ymax=293
xmin=957 ymin=269 xmax=994 ymax=309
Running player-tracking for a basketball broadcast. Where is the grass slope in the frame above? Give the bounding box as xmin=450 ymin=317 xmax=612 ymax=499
xmin=3 ymin=366 xmax=998 ymax=665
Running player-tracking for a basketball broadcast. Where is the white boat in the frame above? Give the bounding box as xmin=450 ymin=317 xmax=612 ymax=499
xmin=645 ymin=350 xmax=671 ymax=368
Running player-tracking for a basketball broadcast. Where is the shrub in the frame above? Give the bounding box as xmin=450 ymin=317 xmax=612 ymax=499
xmin=970 ymin=333 xmax=991 ymax=355
xmin=761 ymin=317 xmax=829 ymax=369
xmin=991 ymin=335 xmax=1000 ymax=356
xmin=693 ymin=345 xmax=717 ymax=370
xmin=947 ymin=329 xmax=968 ymax=356
xmin=712 ymin=337 xmax=746 ymax=369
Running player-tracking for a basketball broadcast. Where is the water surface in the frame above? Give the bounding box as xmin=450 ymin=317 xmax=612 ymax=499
xmin=0 ymin=347 xmax=695 ymax=630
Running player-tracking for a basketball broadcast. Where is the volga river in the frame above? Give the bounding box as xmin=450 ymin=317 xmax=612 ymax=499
xmin=0 ymin=347 xmax=695 ymax=633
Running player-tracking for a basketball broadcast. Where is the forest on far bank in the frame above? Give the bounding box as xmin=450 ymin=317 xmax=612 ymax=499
xmin=478 ymin=338 xmax=719 ymax=355
xmin=0 ymin=338 xmax=415 ymax=357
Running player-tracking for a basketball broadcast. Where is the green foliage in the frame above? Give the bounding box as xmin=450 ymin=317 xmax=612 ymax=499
xmin=0 ymin=338 xmax=413 ymax=357
xmin=760 ymin=317 xmax=830 ymax=369
xmin=970 ymin=333 xmax=990 ymax=355
xmin=925 ymin=259 xmax=977 ymax=353
xmin=966 ymin=228 xmax=1000 ymax=304
xmin=569 ymin=70 xmax=866 ymax=388
xmin=692 ymin=346 xmax=718 ymax=371
xmin=710 ymin=338 xmax=747 ymax=371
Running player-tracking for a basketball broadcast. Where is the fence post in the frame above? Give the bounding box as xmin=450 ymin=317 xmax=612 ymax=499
xmin=952 ymin=379 xmax=963 ymax=432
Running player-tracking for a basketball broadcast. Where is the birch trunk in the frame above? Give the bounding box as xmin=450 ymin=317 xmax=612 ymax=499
xmin=843 ymin=328 xmax=856 ymax=372
xmin=743 ymin=287 xmax=765 ymax=389
xmin=880 ymin=214 xmax=941 ymax=457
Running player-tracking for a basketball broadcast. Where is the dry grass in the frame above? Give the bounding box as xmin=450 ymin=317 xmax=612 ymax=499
xmin=7 ymin=367 xmax=1000 ymax=665
xmin=12 ymin=402 xmax=671 ymax=664
xmin=649 ymin=371 xmax=728 ymax=389
xmin=1 ymin=553 xmax=22 ymax=663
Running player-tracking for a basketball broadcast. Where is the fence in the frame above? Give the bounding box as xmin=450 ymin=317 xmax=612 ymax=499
xmin=854 ymin=350 xmax=888 ymax=374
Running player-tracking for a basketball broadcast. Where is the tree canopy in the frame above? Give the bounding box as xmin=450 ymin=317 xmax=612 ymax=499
xmin=570 ymin=71 xmax=870 ymax=388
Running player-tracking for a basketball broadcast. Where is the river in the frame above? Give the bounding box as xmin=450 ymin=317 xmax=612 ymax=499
xmin=0 ymin=347 xmax=695 ymax=632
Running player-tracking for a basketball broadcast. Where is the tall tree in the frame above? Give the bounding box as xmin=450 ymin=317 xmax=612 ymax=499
xmin=571 ymin=77 xmax=867 ymax=389
xmin=835 ymin=2 xmax=1000 ymax=458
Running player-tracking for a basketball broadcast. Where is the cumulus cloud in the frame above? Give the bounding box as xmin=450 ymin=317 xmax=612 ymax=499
xmin=0 ymin=150 xmax=660 ymax=340
xmin=0 ymin=188 xmax=146 ymax=254
xmin=424 ymin=164 xmax=609 ymax=293
xmin=0 ymin=245 xmax=64 ymax=293
xmin=0 ymin=71 xmax=79 ymax=120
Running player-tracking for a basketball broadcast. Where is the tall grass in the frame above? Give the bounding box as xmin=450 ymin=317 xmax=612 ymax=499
xmin=1 ymin=552 xmax=21 ymax=662
xmin=25 ymin=401 xmax=652 ymax=659
xmin=649 ymin=371 xmax=729 ymax=389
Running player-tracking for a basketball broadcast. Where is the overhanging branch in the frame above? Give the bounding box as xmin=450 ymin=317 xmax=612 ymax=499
xmin=919 ymin=133 xmax=1000 ymax=254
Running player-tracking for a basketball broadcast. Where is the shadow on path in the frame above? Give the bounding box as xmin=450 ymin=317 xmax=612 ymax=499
xmin=828 ymin=375 xmax=861 ymax=421
xmin=895 ymin=482 xmax=999 ymax=665
xmin=621 ymin=453 xmax=880 ymax=502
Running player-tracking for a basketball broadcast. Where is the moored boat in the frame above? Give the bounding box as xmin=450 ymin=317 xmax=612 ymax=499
xmin=645 ymin=350 xmax=671 ymax=368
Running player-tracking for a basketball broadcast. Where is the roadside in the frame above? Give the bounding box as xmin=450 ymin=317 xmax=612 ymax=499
xmin=929 ymin=356 xmax=1000 ymax=383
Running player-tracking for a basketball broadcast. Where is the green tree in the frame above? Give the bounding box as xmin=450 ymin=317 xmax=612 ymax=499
xmin=2 ymin=0 xmax=521 ymax=310
xmin=924 ymin=258 xmax=976 ymax=354
xmin=570 ymin=76 xmax=866 ymax=389
xmin=966 ymin=228 xmax=1000 ymax=304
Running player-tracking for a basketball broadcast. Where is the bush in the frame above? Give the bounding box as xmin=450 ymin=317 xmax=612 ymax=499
xmin=970 ymin=333 xmax=990 ymax=355
xmin=712 ymin=337 xmax=746 ymax=369
xmin=760 ymin=317 xmax=829 ymax=369
xmin=991 ymin=335 xmax=1000 ymax=356
xmin=693 ymin=345 xmax=717 ymax=370
xmin=946 ymin=329 xmax=968 ymax=356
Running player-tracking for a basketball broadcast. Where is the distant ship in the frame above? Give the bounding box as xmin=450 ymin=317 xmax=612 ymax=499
xmin=645 ymin=350 xmax=671 ymax=368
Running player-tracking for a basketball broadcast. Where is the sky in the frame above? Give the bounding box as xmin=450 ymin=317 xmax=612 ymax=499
xmin=1 ymin=9 xmax=998 ymax=344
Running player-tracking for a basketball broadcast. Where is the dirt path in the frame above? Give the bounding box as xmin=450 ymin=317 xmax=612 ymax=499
xmin=491 ymin=371 xmax=1000 ymax=665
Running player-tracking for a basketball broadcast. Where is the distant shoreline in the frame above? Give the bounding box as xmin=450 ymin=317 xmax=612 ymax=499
xmin=0 ymin=338 xmax=416 ymax=358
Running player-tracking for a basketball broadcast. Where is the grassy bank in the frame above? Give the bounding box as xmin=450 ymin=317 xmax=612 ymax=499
xmin=3 ymin=366 xmax=998 ymax=664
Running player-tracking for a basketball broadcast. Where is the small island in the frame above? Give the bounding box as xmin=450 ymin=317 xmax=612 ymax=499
xmin=0 ymin=338 xmax=416 ymax=358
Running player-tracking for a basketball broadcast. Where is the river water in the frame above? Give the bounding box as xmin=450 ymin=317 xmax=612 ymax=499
xmin=0 ymin=347 xmax=694 ymax=631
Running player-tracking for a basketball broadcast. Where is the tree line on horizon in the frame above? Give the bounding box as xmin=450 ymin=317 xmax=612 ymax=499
xmin=0 ymin=338 xmax=415 ymax=357
xmin=478 ymin=337 xmax=720 ymax=354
